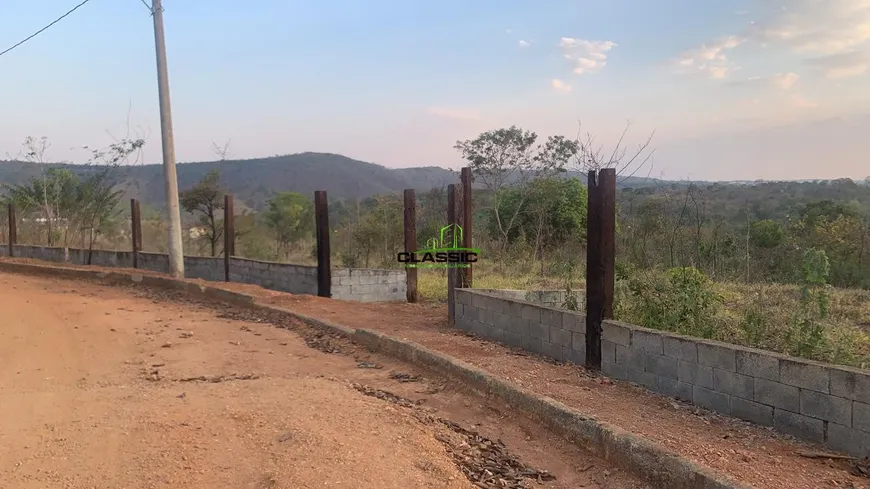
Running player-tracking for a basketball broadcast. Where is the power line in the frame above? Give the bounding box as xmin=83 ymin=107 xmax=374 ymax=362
xmin=0 ymin=0 xmax=94 ymax=59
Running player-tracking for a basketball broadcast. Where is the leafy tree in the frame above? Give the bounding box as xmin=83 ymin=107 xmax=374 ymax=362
xmin=75 ymin=171 xmax=124 ymax=261
xmin=484 ymin=177 xmax=587 ymax=265
xmin=263 ymin=192 xmax=314 ymax=257
xmin=454 ymin=126 xmax=577 ymax=263
xmin=749 ymin=220 xmax=784 ymax=249
xmin=179 ymin=170 xmax=225 ymax=257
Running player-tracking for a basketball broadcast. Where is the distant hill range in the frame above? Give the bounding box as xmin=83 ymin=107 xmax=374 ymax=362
xmin=0 ymin=152 xmax=866 ymax=211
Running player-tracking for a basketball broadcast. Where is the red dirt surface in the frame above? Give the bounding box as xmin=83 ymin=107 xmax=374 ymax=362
xmin=0 ymin=270 xmax=644 ymax=489
xmin=254 ymin=293 xmax=870 ymax=489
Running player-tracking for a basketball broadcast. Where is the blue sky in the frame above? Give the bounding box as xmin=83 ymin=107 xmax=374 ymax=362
xmin=1 ymin=0 xmax=869 ymax=180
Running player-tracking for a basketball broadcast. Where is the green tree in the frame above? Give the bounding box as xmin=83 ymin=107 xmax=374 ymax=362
xmin=454 ymin=126 xmax=577 ymax=264
xmin=179 ymin=170 xmax=226 ymax=257
xmin=485 ymin=177 xmax=587 ymax=266
xmin=263 ymin=192 xmax=314 ymax=258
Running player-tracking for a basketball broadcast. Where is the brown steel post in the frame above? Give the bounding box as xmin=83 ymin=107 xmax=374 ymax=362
xmin=599 ymin=168 xmax=617 ymax=319
xmin=447 ymin=184 xmax=458 ymax=326
xmin=223 ymin=194 xmax=235 ymax=282
xmin=7 ymin=203 xmax=17 ymax=258
xmin=403 ymin=189 xmax=418 ymax=303
xmin=315 ymin=190 xmax=332 ymax=298
xmin=460 ymin=166 xmax=473 ymax=288
xmin=585 ymin=170 xmax=603 ymax=370
xmin=131 ymin=199 xmax=142 ymax=268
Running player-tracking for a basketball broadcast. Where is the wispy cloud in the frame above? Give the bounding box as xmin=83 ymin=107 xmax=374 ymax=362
xmin=559 ymin=37 xmax=617 ymax=75
xmin=518 ymin=39 xmax=530 ymax=48
xmin=805 ymin=51 xmax=870 ymax=78
xmin=551 ymin=79 xmax=572 ymax=93
xmin=426 ymin=107 xmax=481 ymax=121
xmin=730 ymin=72 xmax=800 ymax=90
xmin=747 ymin=0 xmax=870 ymax=55
xmin=676 ymin=0 xmax=870 ymax=82
xmin=672 ymin=36 xmax=743 ymax=79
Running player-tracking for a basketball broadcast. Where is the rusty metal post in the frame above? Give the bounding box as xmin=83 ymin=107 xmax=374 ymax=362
xmin=131 ymin=199 xmax=142 ymax=268
xmin=7 ymin=203 xmax=16 ymax=258
xmin=447 ymin=184 xmax=458 ymax=326
xmin=586 ymin=170 xmax=603 ymax=370
xmin=403 ymin=189 xmax=418 ymax=303
xmin=315 ymin=190 xmax=332 ymax=298
xmin=460 ymin=166 xmax=473 ymax=288
xmin=223 ymin=194 xmax=235 ymax=282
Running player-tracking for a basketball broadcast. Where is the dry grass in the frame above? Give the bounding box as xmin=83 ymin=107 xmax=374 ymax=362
xmin=419 ymin=263 xmax=870 ymax=368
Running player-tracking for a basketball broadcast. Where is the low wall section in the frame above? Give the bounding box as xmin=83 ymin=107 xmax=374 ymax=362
xmin=454 ymin=288 xmax=870 ymax=458
xmin=0 ymin=244 xmax=405 ymax=303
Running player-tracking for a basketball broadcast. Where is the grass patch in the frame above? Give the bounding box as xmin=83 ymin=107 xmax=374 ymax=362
xmin=419 ymin=262 xmax=870 ymax=368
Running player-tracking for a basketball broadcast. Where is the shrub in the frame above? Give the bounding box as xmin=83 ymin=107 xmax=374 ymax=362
xmin=620 ymin=266 xmax=722 ymax=339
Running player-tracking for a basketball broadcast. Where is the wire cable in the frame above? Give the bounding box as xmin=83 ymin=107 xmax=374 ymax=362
xmin=0 ymin=0 xmax=94 ymax=59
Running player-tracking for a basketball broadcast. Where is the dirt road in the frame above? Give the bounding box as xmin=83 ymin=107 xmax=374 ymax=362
xmin=0 ymin=272 xmax=644 ymax=489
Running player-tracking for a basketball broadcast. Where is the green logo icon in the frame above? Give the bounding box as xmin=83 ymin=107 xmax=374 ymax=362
xmin=397 ymin=223 xmax=480 ymax=268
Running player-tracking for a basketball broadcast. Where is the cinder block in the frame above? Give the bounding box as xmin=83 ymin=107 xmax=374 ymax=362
xmin=527 ymin=321 xmax=548 ymax=340
xmin=567 ymin=348 xmax=586 ymax=367
xmin=491 ymin=311 xmax=510 ymax=329
xmin=831 ymin=367 xmax=870 ymax=404
xmin=827 ymin=423 xmax=870 ymax=458
xmin=571 ymin=331 xmax=586 ymax=352
xmin=736 ymin=350 xmax=780 ymax=382
xmin=628 ymin=368 xmax=658 ymax=390
xmin=619 ymin=346 xmax=645 ymax=370
xmin=456 ymin=318 xmax=474 ymax=333
xmin=503 ymin=331 xmax=524 ymax=348
xmin=520 ymin=304 xmax=542 ymax=322
xmin=781 ymin=358 xmax=830 ymax=393
xmin=693 ymin=386 xmax=731 ymax=415
xmin=755 ymin=378 xmax=800 ymax=411
xmin=713 ymin=368 xmax=754 ymax=400
xmin=602 ymin=360 xmax=627 ymax=380
xmin=614 ymin=344 xmax=628 ymax=365
xmin=601 ymin=339 xmax=616 ymax=364
xmin=464 ymin=305 xmax=481 ymax=322
xmin=541 ymin=341 xmax=567 ymax=362
xmin=549 ymin=327 xmax=572 ymax=348
xmin=485 ymin=325 xmax=505 ymax=342
xmin=663 ymin=335 xmax=699 ymax=363
xmin=645 ymin=353 xmax=679 ymax=380
xmin=775 ymin=408 xmax=825 ymax=444
xmin=562 ymin=312 xmax=585 ymax=333
xmin=800 ymin=390 xmax=852 ymax=426
xmin=678 ymin=361 xmax=714 ymax=389
xmin=631 ymin=330 xmax=663 ymax=354
xmin=540 ymin=308 xmax=562 ymax=327
xmin=602 ymin=321 xmax=631 ymax=347
xmin=854 ymin=402 xmax=870 ymax=432
xmin=731 ymin=397 xmax=774 ymax=426
xmin=658 ymin=377 xmax=693 ymax=402
xmin=522 ymin=336 xmax=543 ymax=355
xmin=506 ymin=301 xmax=524 ymax=318
xmin=697 ymin=342 xmax=737 ymax=372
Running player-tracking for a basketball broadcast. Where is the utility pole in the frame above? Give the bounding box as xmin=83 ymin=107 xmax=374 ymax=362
xmin=150 ymin=0 xmax=184 ymax=277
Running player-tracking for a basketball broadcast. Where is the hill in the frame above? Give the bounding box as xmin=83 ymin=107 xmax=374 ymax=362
xmin=0 ymin=152 xmax=665 ymax=210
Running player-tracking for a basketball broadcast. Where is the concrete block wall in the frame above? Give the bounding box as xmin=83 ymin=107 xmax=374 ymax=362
xmin=476 ymin=288 xmax=584 ymax=310
xmin=67 ymin=249 xmax=135 ymax=268
xmin=1 ymin=243 xmax=406 ymax=303
xmin=331 ymin=268 xmax=406 ymax=302
xmin=229 ymin=257 xmax=318 ymax=295
xmin=12 ymin=245 xmax=67 ymax=263
xmin=454 ymin=287 xmax=870 ymax=458
xmin=454 ymin=289 xmax=587 ymax=366
xmin=184 ymin=256 xmax=224 ymax=282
